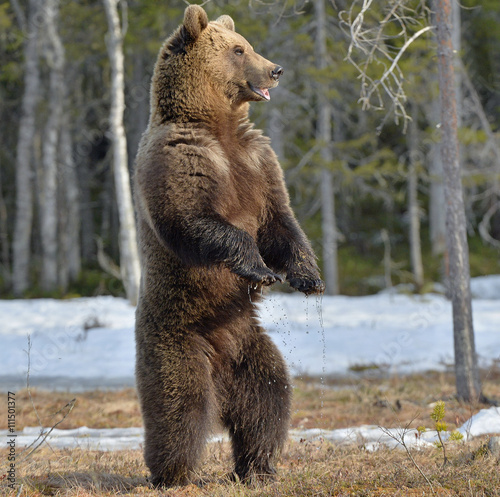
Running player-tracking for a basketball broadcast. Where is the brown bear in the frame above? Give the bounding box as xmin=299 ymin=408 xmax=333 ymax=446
xmin=133 ymin=5 xmax=324 ymax=488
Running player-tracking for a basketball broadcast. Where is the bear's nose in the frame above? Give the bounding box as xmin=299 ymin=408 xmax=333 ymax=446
xmin=271 ymin=66 xmax=284 ymax=81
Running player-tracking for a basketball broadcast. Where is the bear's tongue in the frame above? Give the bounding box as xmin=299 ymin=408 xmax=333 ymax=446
xmin=254 ymin=87 xmax=270 ymax=101
xmin=259 ymin=88 xmax=270 ymax=100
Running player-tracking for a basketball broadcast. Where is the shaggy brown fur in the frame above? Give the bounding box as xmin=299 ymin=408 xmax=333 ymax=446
xmin=133 ymin=5 xmax=324 ymax=488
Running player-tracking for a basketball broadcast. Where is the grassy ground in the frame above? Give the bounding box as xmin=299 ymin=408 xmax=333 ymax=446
xmin=1 ymin=371 xmax=499 ymax=496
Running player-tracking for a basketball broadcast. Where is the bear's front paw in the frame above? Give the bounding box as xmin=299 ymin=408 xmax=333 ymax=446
xmin=287 ymin=275 xmax=325 ymax=295
xmin=233 ymin=265 xmax=283 ymax=287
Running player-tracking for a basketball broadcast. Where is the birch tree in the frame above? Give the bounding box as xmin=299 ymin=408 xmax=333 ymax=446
xmin=12 ymin=0 xmax=42 ymax=296
xmin=40 ymin=0 xmax=64 ymax=292
xmin=315 ymin=0 xmax=339 ymax=295
xmin=103 ymin=0 xmax=140 ymax=304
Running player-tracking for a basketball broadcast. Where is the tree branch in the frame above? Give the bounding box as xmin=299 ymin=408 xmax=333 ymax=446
xmin=341 ymin=0 xmax=433 ymax=131
xmin=10 ymin=0 xmax=27 ymax=32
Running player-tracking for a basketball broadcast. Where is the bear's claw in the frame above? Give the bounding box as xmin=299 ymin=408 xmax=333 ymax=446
xmin=234 ymin=265 xmax=283 ymax=286
xmin=287 ymin=276 xmax=325 ymax=295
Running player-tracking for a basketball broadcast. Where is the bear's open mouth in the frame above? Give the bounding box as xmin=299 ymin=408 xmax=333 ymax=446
xmin=248 ymin=83 xmax=271 ymax=101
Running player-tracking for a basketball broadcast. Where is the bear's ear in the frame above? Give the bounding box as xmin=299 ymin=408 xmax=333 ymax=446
xmin=183 ymin=5 xmax=209 ymax=41
xmin=166 ymin=5 xmax=208 ymax=56
xmin=215 ymin=14 xmax=235 ymax=32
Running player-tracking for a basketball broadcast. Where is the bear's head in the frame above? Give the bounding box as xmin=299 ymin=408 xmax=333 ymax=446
xmin=151 ymin=5 xmax=283 ymax=123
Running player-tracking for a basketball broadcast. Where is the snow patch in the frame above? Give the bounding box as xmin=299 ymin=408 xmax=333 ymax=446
xmin=3 ymin=406 xmax=498 ymax=452
xmin=1 ymin=276 xmax=500 ymax=389
xmin=470 ymin=275 xmax=500 ymax=300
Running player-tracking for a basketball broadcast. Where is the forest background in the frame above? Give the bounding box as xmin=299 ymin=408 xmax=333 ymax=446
xmin=0 ymin=0 xmax=499 ymax=300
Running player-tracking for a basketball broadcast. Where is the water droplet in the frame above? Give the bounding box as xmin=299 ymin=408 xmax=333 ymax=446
xmin=315 ymin=295 xmax=327 ymax=430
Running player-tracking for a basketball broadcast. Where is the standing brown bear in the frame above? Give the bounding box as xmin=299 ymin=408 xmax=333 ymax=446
xmin=134 ymin=5 xmax=324 ymax=488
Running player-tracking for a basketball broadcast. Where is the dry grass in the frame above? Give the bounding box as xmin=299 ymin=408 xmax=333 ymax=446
xmin=292 ymin=368 xmax=500 ymax=431
xmin=1 ymin=371 xmax=499 ymax=496
xmin=2 ymin=370 xmax=499 ymax=432
xmin=1 ymin=438 xmax=499 ymax=496
xmin=0 ymin=389 xmax=142 ymax=431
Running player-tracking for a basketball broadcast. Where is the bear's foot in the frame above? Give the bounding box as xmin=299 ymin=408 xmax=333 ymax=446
xmin=232 ymin=465 xmax=277 ymax=487
xmin=149 ymin=473 xmax=191 ymax=489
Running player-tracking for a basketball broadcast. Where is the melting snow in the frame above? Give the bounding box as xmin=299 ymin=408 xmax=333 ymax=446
xmin=2 ymin=407 xmax=498 ymax=452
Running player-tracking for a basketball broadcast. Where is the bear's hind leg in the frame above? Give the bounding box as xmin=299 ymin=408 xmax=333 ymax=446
xmin=221 ymin=330 xmax=291 ymax=483
xmin=136 ymin=334 xmax=216 ymax=488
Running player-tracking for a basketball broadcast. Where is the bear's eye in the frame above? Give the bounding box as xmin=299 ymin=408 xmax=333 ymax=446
xmin=234 ymin=47 xmax=244 ymax=56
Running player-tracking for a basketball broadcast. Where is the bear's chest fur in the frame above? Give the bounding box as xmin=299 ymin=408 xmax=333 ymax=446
xmin=170 ymin=120 xmax=270 ymax=239
xmin=219 ymin=138 xmax=268 ymax=237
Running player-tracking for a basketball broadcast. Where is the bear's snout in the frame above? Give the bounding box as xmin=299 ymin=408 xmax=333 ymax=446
xmin=270 ymin=66 xmax=284 ymax=81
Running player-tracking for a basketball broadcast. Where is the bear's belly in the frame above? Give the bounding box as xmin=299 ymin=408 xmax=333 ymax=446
xmin=140 ymin=249 xmax=260 ymax=324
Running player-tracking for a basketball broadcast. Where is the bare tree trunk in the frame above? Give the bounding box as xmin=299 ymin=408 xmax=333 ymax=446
xmin=127 ymin=50 xmax=149 ymax=172
xmin=78 ymin=156 xmax=96 ymax=264
xmin=315 ymin=0 xmax=339 ymax=295
xmin=63 ymin=126 xmax=81 ymax=282
xmin=320 ymin=169 xmax=338 ymax=295
xmin=103 ymin=0 xmax=140 ymax=304
xmin=40 ymin=0 xmax=64 ymax=293
xmin=0 ymin=160 xmax=10 ymax=289
xmin=58 ymin=116 xmax=81 ymax=290
xmin=429 ymin=0 xmax=462 ymax=265
xmin=435 ymin=0 xmax=483 ymax=402
xmin=57 ymin=164 xmax=69 ymax=291
xmin=451 ymin=0 xmax=462 ymax=130
xmin=12 ymin=0 xmax=42 ymax=296
xmin=407 ymin=113 xmax=424 ymax=290
xmin=268 ymin=108 xmax=285 ymax=162
xmin=381 ymin=229 xmax=392 ymax=289
xmin=429 ymin=134 xmax=447 ymax=256
xmin=429 ymin=16 xmax=448 ymax=259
